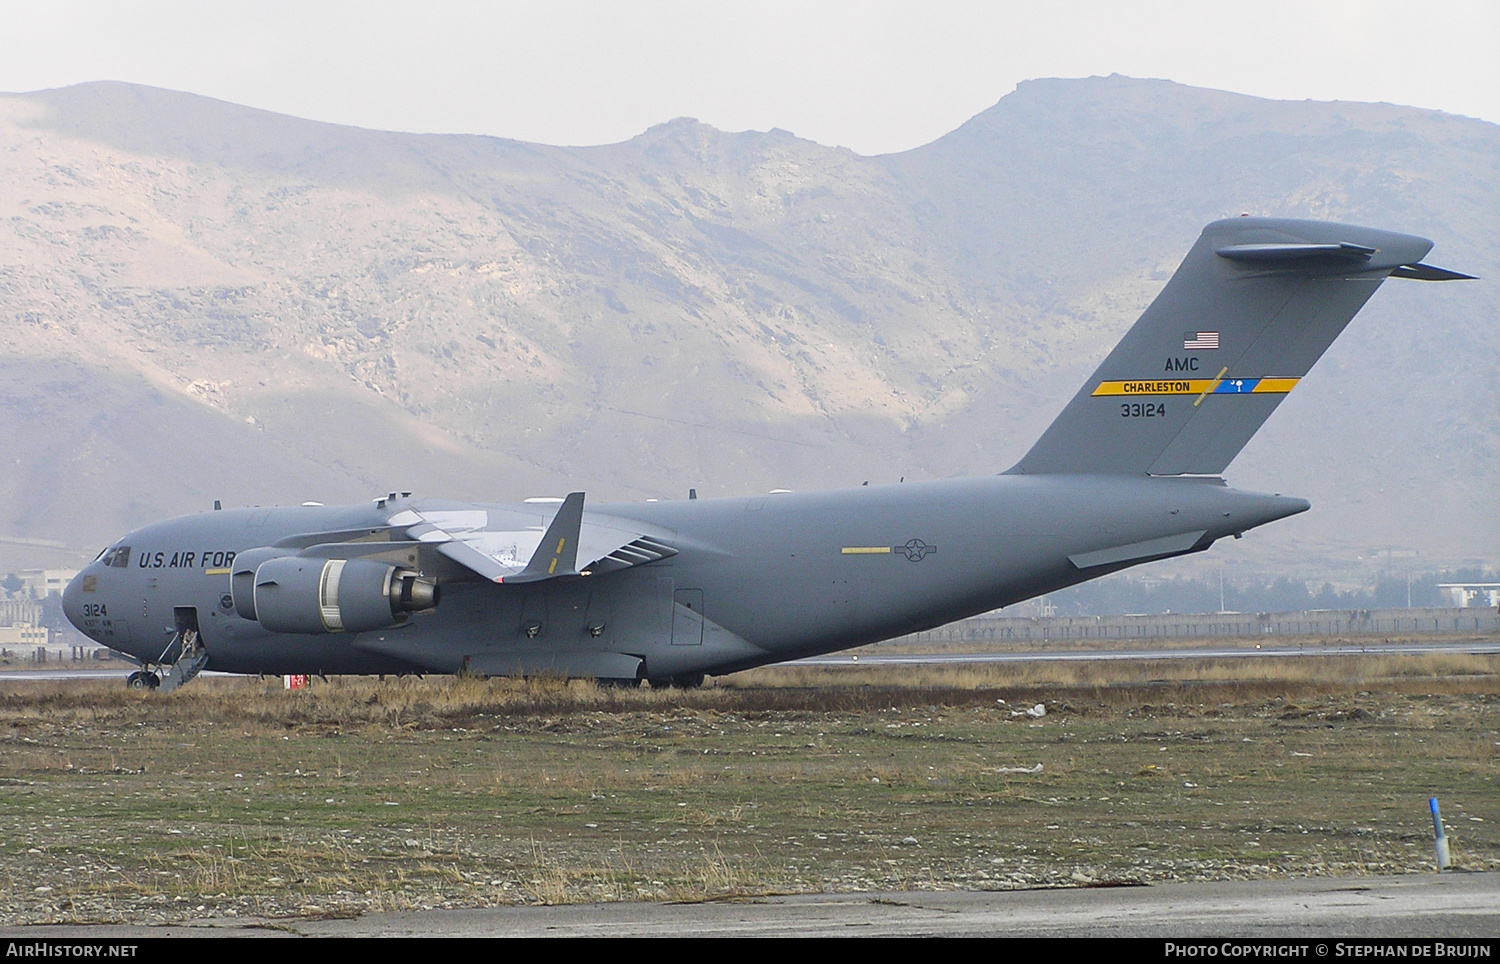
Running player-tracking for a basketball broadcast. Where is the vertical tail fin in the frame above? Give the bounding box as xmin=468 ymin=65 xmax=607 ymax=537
xmin=1008 ymin=217 xmax=1466 ymax=477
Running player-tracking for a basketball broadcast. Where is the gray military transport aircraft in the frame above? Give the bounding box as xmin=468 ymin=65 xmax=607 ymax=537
xmin=63 ymin=217 xmax=1471 ymax=691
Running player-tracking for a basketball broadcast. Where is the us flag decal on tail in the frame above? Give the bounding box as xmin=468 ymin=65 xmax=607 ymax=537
xmin=1183 ymin=331 xmax=1219 ymax=350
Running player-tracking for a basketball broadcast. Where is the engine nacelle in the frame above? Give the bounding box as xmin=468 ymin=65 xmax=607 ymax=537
xmin=252 ymin=556 xmax=439 ymax=634
xmin=230 ymin=546 xmax=291 ymax=621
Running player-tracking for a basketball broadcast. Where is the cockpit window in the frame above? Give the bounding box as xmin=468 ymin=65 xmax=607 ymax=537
xmin=101 ymin=546 xmax=131 ymax=568
xmin=94 ymin=547 xmax=109 ymax=562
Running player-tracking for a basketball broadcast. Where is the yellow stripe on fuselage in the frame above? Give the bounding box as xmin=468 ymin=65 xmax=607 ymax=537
xmin=1091 ymin=377 xmax=1299 ymax=396
xmin=841 ymin=546 xmax=891 ymax=554
xmin=204 ymin=568 xmax=232 ymax=575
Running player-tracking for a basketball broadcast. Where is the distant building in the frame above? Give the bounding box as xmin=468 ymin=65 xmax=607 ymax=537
xmin=1438 ymin=583 xmax=1500 ymax=608
xmin=17 ymin=569 xmax=77 ymax=598
xmin=0 ymin=597 xmax=42 ymax=626
xmin=0 ymin=624 xmax=50 ymax=648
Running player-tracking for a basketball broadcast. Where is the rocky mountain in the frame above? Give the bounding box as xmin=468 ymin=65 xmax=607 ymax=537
xmin=1 ymin=76 xmax=1494 ymax=578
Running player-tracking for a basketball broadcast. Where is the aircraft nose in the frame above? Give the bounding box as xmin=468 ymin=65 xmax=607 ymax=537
xmin=61 ymin=571 xmax=88 ymax=633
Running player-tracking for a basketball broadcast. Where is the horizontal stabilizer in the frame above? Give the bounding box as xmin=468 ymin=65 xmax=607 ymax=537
xmin=1216 ymin=241 xmax=1377 ymax=263
xmin=1389 ymin=262 xmax=1476 ymax=281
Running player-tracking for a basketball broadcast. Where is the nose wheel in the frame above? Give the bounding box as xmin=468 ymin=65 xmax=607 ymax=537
xmin=126 ymin=671 xmax=161 ymax=690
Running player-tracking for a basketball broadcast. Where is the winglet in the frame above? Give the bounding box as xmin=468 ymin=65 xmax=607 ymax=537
xmin=503 ymin=492 xmax=585 ymax=584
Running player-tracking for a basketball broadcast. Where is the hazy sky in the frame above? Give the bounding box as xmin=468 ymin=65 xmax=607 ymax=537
xmin=2 ymin=1 xmax=1497 ymax=155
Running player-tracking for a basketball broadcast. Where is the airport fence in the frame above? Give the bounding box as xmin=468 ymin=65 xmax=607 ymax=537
xmin=899 ymin=606 xmax=1500 ymax=646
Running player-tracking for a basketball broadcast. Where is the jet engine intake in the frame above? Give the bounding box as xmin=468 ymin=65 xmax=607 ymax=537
xmin=252 ymin=557 xmax=439 ymax=634
xmin=230 ymin=546 xmax=292 ymax=621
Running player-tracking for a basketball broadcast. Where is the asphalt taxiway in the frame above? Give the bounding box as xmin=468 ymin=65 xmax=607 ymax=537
xmin=794 ymin=639 xmax=1500 ymax=667
xmin=5 ymin=873 xmax=1496 ymax=938
xmin=5 ymin=638 xmax=1498 ymax=684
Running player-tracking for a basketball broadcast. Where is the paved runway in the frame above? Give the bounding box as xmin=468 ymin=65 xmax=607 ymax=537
xmin=4 ymin=639 xmax=1497 ymax=684
xmin=6 ymin=873 xmax=1497 ymax=937
xmin=0 ymin=668 xmax=145 ymax=681
xmin=0 ymin=668 xmax=237 ymax=682
xmin=794 ymin=639 xmax=1500 ymax=667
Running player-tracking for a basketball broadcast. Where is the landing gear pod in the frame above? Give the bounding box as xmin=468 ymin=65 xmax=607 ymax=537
xmin=252 ymin=557 xmax=439 ymax=634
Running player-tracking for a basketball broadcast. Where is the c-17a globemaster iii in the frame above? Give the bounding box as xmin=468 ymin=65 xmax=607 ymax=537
xmin=63 ymin=217 xmax=1471 ymax=691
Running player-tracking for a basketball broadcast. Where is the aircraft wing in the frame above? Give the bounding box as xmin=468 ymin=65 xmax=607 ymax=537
xmin=386 ymin=494 xmax=676 ymax=584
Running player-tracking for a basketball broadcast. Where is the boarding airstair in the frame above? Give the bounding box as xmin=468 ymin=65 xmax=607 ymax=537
xmin=158 ymin=627 xmax=209 ymax=693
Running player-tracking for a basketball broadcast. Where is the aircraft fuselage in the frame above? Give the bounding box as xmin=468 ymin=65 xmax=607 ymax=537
xmin=64 ymin=474 xmax=1305 ymax=680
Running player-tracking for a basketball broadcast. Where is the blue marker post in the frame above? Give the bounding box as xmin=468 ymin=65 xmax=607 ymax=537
xmin=1429 ymin=797 xmax=1452 ymax=871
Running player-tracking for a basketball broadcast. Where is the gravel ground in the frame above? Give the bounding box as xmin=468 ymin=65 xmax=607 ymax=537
xmin=2 ymin=672 xmax=1496 ymax=925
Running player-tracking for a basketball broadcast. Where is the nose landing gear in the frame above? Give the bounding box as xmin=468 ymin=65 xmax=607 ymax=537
xmin=125 ymin=607 xmax=209 ymax=693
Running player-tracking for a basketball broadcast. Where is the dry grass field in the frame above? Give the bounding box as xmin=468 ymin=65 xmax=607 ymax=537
xmin=2 ymin=653 xmax=1497 ymax=925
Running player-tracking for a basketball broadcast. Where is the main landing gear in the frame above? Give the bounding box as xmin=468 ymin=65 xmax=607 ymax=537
xmin=648 ymin=673 xmax=706 ymax=690
xmin=126 ymin=670 xmax=160 ymax=690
